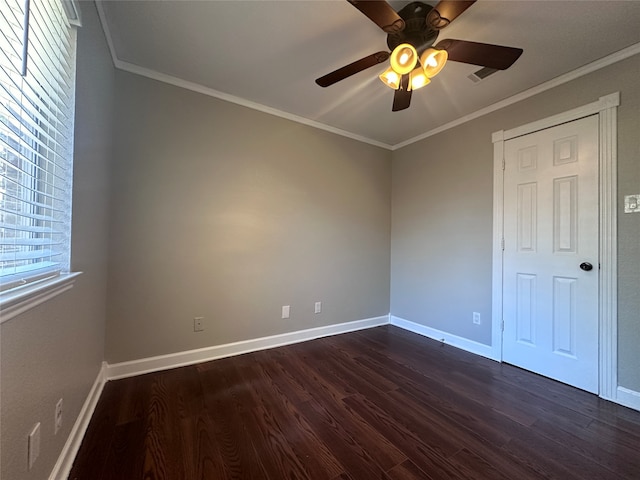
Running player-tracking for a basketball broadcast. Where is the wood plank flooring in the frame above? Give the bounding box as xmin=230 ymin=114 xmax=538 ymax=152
xmin=69 ymin=326 xmax=640 ymax=479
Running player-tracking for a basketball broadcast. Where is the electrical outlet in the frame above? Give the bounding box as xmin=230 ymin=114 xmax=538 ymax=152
xmin=28 ymin=423 xmax=41 ymax=470
xmin=314 ymin=301 xmax=322 ymax=314
xmin=193 ymin=317 xmax=204 ymax=332
xmin=624 ymin=194 xmax=640 ymax=213
xmin=282 ymin=305 xmax=290 ymax=319
xmin=55 ymin=398 xmax=63 ymax=434
xmin=473 ymin=312 xmax=481 ymax=325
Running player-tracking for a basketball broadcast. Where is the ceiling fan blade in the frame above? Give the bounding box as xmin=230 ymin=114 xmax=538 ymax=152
xmin=315 ymin=51 xmax=390 ymax=87
xmin=392 ymin=74 xmax=412 ymax=112
xmin=347 ymin=0 xmax=405 ymax=33
xmin=427 ymin=0 xmax=476 ymax=29
xmin=436 ymin=39 xmax=523 ymax=70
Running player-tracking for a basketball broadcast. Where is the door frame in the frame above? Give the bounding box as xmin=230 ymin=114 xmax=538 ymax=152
xmin=491 ymin=92 xmax=619 ymax=401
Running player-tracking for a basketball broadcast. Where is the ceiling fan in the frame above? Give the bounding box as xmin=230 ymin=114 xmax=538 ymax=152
xmin=315 ymin=0 xmax=523 ymax=111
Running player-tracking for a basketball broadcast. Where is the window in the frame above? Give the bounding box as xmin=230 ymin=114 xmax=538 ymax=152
xmin=0 ymin=0 xmax=78 ymax=302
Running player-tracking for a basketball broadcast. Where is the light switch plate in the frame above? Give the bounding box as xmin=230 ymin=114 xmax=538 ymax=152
xmin=624 ymin=194 xmax=640 ymax=213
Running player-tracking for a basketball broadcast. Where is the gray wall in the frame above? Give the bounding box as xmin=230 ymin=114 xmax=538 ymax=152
xmin=391 ymin=54 xmax=640 ymax=390
xmin=106 ymin=72 xmax=392 ymax=363
xmin=0 ymin=3 xmax=114 ymax=479
xmin=2 ymin=10 xmax=637 ymax=478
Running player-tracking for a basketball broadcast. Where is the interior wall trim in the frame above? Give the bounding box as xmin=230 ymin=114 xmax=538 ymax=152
xmin=51 ymin=314 xmax=637 ymax=480
xmin=390 ymin=315 xmax=498 ymax=361
xmin=0 ymin=272 xmax=82 ymax=325
xmin=96 ymin=0 xmax=640 ymax=151
xmin=105 ymin=316 xmax=390 ymax=381
xmin=491 ymin=92 xmax=619 ymax=402
xmin=48 ymin=362 xmax=107 ymax=480
xmin=394 ymin=44 xmax=638 ymax=150
xmin=616 ymin=387 xmax=640 ymax=412
xmin=116 ymin=60 xmax=394 ymax=151
xmin=93 ymin=1 xmax=639 ymax=151
xmin=93 ymin=0 xmax=391 ymax=151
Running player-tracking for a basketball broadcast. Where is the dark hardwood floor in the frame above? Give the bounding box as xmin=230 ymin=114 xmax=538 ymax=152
xmin=70 ymin=326 xmax=640 ymax=479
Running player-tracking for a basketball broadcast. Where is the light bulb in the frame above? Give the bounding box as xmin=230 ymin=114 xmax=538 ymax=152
xmin=409 ymin=68 xmax=431 ymax=91
xmin=379 ymin=67 xmax=401 ymax=89
xmin=390 ymin=43 xmax=418 ymax=75
xmin=420 ymin=48 xmax=448 ymax=78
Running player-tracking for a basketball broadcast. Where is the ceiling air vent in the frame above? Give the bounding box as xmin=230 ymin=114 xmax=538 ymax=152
xmin=468 ymin=66 xmax=499 ymax=83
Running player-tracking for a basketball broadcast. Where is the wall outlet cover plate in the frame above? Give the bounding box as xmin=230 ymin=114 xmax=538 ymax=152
xmin=28 ymin=423 xmax=41 ymax=469
xmin=55 ymin=398 xmax=63 ymax=434
xmin=624 ymin=194 xmax=640 ymax=213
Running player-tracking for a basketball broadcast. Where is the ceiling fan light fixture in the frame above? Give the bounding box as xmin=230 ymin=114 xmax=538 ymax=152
xmin=379 ymin=67 xmax=401 ymax=89
xmin=421 ymin=48 xmax=448 ymax=78
xmin=409 ymin=67 xmax=431 ymax=91
xmin=390 ymin=43 xmax=418 ymax=75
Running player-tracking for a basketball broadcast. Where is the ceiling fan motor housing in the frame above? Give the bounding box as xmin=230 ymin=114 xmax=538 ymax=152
xmin=387 ymin=2 xmax=439 ymax=55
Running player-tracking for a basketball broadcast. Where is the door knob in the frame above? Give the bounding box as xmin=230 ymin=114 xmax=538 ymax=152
xmin=580 ymin=262 xmax=593 ymax=271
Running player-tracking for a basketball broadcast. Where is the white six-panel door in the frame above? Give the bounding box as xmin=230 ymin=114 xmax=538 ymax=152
xmin=502 ymin=115 xmax=599 ymax=393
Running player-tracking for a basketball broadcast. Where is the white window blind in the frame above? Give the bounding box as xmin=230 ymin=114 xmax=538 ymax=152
xmin=0 ymin=0 xmax=77 ymax=292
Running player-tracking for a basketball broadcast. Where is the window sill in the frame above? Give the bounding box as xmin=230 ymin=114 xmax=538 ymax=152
xmin=0 ymin=272 xmax=82 ymax=325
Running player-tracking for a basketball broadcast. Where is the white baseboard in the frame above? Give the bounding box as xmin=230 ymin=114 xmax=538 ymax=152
xmin=106 ymin=315 xmax=390 ymax=380
xmin=43 ymin=314 xmax=639 ymax=480
xmin=616 ymin=386 xmax=640 ymax=412
xmin=48 ymin=362 xmax=107 ymax=480
xmin=390 ymin=315 xmax=498 ymax=361
xmin=391 ymin=317 xmax=640 ymax=412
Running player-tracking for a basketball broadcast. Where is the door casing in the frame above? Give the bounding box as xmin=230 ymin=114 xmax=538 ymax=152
xmin=491 ymin=92 xmax=619 ymax=401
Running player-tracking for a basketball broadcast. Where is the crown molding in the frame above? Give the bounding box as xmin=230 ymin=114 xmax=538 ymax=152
xmin=94 ymin=2 xmax=392 ymax=150
xmin=95 ymin=1 xmax=639 ymax=151
xmin=393 ymin=42 xmax=640 ymax=150
xmin=117 ymin=60 xmax=394 ymax=150
xmin=94 ymin=1 xmax=119 ymax=68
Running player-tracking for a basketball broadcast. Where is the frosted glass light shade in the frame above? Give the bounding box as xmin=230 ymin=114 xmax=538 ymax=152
xmin=379 ymin=67 xmax=401 ymax=89
xmin=409 ymin=68 xmax=431 ymax=91
xmin=390 ymin=43 xmax=418 ymax=75
xmin=420 ymin=48 xmax=448 ymax=78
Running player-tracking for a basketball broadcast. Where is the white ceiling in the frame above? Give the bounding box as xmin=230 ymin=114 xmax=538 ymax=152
xmin=97 ymin=0 xmax=640 ymax=148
